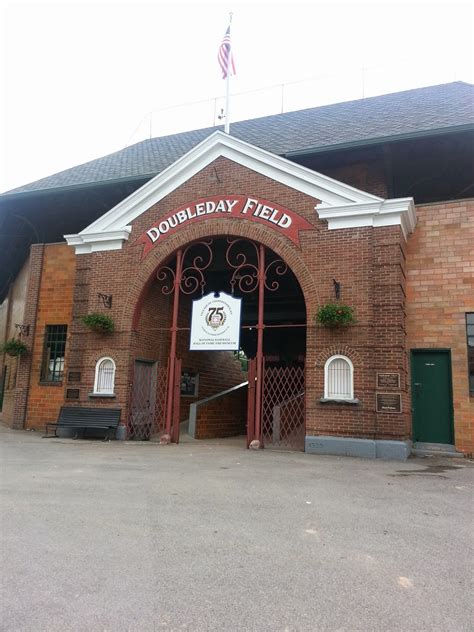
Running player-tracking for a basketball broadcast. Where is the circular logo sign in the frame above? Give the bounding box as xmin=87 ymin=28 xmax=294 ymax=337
xmin=200 ymin=298 xmax=231 ymax=337
xmin=190 ymin=292 xmax=241 ymax=350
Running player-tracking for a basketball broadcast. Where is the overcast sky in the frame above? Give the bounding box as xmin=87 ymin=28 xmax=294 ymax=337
xmin=1 ymin=0 xmax=473 ymax=193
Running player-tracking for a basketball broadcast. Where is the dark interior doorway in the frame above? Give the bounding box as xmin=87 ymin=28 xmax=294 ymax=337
xmin=132 ymin=236 xmax=307 ymax=449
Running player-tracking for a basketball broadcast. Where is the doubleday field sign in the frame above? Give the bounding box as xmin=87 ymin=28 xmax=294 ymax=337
xmin=135 ymin=195 xmax=314 ymax=258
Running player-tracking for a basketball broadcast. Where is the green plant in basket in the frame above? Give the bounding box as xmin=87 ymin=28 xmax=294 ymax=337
xmin=1 ymin=338 xmax=28 ymax=356
xmin=81 ymin=313 xmax=115 ymax=334
xmin=315 ymin=303 xmax=355 ymax=328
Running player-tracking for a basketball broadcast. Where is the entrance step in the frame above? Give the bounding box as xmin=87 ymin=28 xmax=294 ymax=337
xmin=412 ymin=442 xmax=463 ymax=458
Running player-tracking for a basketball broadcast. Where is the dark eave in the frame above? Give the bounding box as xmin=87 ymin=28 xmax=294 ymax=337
xmin=284 ymin=123 xmax=474 ymax=157
xmin=0 ymin=174 xmax=154 ymax=202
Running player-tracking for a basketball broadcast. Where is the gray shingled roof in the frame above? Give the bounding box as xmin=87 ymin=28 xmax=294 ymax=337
xmin=5 ymin=81 xmax=474 ymax=196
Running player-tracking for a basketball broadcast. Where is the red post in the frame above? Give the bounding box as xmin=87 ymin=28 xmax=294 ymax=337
xmin=165 ymin=249 xmax=183 ymax=437
xmin=172 ymin=358 xmax=182 ymax=443
xmin=246 ymin=358 xmax=256 ymax=446
xmin=254 ymin=244 xmax=265 ymax=445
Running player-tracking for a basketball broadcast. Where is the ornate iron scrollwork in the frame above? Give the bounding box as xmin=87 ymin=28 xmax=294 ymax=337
xmin=264 ymin=259 xmax=288 ymax=292
xmin=156 ymin=240 xmax=214 ymax=296
xmin=226 ymin=238 xmax=260 ymax=294
xmin=156 ymin=237 xmax=289 ymax=297
xmin=156 ymin=266 xmax=176 ymax=295
xmin=226 ymin=238 xmax=287 ymax=294
xmin=180 ymin=240 xmax=213 ymax=295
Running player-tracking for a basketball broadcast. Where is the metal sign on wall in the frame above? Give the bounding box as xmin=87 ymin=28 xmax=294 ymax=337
xmin=190 ymin=292 xmax=241 ymax=351
xmin=376 ymin=392 xmax=402 ymax=414
xmin=134 ymin=195 xmax=315 ymax=259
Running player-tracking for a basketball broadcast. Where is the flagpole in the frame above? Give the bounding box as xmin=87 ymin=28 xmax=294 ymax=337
xmin=224 ymin=12 xmax=233 ymax=134
xmin=225 ymin=63 xmax=231 ymax=134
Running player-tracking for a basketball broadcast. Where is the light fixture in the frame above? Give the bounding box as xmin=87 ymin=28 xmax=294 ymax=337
xmin=97 ymin=293 xmax=112 ymax=308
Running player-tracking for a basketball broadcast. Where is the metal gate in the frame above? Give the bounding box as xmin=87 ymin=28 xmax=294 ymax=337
xmin=247 ymin=358 xmax=257 ymax=447
xmin=261 ymin=363 xmax=305 ymax=450
xmin=128 ymin=360 xmax=168 ymax=440
xmin=134 ymin=237 xmax=306 ymax=446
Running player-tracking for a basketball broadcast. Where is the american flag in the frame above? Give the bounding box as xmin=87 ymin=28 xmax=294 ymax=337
xmin=218 ymin=26 xmax=236 ymax=79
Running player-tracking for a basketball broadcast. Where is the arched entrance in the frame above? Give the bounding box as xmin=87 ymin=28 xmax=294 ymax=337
xmin=129 ymin=236 xmax=307 ymax=450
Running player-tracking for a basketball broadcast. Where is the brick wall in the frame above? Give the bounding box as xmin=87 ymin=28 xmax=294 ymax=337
xmin=6 ymin=157 xmax=471 ymax=453
xmin=195 ymin=387 xmax=247 ymax=439
xmin=62 ymin=254 xmax=246 ymax=436
xmin=305 ymin=224 xmax=410 ymax=441
xmin=56 ymin=156 xmax=410 ymax=444
xmin=25 ymin=244 xmax=76 ymax=430
xmin=0 ymin=256 xmax=31 ymax=426
xmin=406 ymin=199 xmax=474 ymax=454
xmin=325 ymin=160 xmax=388 ymax=199
xmin=65 ymin=251 xmax=133 ymax=415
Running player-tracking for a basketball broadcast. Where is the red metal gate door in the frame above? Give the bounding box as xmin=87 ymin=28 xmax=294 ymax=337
xmin=246 ymin=358 xmax=257 ymax=446
xmin=261 ymin=363 xmax=305 ymax=451
xmin=128 ymin=360 xmax=168 ymax=440
xmin=171 ymin=358 xmax=182 ymax=443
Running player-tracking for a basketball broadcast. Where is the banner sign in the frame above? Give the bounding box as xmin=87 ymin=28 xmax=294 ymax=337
xmin=190 ymin=292 xmax=241 ymax=351
xmin=135 ymin=195 xmax=314 ymax=259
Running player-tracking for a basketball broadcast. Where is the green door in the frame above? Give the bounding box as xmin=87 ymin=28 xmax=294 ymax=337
xmin=411 ymin=350 xmax=454 ymax=444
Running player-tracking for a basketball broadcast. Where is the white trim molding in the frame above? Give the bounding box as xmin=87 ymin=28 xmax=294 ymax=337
xmin=316 ymin=197 xmax=416 ymax=239
xmin=65 ymin=228 xmax=132 ymax=255
xmin=65 ymin=130 xmax=416 ymax=254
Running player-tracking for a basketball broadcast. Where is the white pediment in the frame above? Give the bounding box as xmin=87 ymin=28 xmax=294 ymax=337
xmin=65 ymin=131 xmax=416 ymax=253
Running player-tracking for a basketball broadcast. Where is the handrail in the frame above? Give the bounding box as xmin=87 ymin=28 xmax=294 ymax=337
xmin=272 ymin=391 xmax=305 ymax=443
xmin=188 ymin=381 xmax=248 ymax=438
xmin=276 ymin=390 xmax=305 ymax=409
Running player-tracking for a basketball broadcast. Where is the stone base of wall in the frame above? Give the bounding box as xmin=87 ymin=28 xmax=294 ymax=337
xmin=305 ymin=435 xmax=412 ymax=460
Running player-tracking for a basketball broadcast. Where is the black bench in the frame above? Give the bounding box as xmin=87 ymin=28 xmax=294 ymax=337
xmin=43 ymin=406 xmax=121 ymax=440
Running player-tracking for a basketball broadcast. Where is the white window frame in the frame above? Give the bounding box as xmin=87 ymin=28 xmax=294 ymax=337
xmin=93 ymin=357 xmax=116 ymax=395
xmin=324 ymin=355 xmax=354 ymax=400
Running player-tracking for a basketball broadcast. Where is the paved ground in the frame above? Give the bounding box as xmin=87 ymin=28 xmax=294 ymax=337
xmin=0 ymin=426 xmax=473 ymax=632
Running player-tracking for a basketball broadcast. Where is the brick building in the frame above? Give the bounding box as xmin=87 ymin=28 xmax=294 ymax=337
xmin=1 ymin=81 xmax=473 ymax=458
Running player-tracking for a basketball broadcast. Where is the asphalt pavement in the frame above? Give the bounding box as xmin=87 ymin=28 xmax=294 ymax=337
xmin=1 ymin=425 xmax=473 ymax=632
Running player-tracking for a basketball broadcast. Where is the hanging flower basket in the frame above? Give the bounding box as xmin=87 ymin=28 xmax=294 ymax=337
xmin=82 ymin=313 xmax=115 ymax=334
xmin=315 ymin=303 xmax=356 ymax=328
xmin=1 ymin=338 xmax=28 ymax=357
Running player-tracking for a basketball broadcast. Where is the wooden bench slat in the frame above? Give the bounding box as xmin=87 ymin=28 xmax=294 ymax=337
xmin=43 ymin=407 xmax=121 ymax=439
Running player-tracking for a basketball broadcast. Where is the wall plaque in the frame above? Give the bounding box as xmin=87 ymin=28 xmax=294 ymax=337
xmin=68 ymin=371 xmax=81 ymax=383
xmin=376 ymin=372 xmax=400 ymax=389
xmin=66 ymin=388 xmax=80 ymax=400
xmin=376 ymin=392 xmax=402 ymax=414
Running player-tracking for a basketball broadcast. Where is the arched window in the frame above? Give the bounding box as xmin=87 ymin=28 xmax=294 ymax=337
xmin=324 ymin=355 xmax=354 ymax=400
xmin=93 ymin=357 xmax=116 ymax=395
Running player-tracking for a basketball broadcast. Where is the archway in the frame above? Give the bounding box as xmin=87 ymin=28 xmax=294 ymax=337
xmin=129 ymin=236 xmax=307 ymax=450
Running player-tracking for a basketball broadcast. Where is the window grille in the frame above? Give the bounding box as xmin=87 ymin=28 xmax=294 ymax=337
xmin=94 ymin=357 xmax=116 ymax=395
xmin=324 ymin=355 xmax=354 ymax=400
xmin=41 ymin=325 xmax=67 ymax=382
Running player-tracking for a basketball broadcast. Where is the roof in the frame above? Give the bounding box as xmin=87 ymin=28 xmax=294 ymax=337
xmin=4 ymin=81 xmax=474 ymax=197
xmin=66 ymin=131 xmax=415 ymax=255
